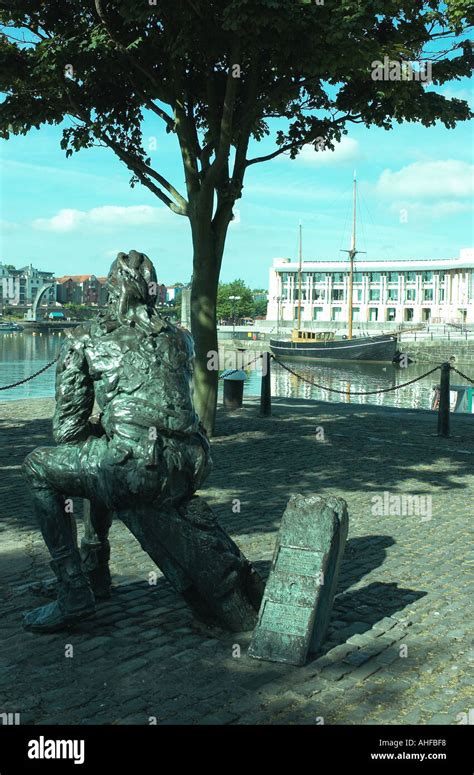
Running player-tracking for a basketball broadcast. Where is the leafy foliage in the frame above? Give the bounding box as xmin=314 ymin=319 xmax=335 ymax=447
xmin=1 ymin=1 xmax=472 ymax=212
xmin=217 ymin=279 xmax=254 ymax=320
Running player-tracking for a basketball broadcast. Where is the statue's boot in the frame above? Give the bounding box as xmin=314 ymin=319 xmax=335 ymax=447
xmin=80 ymin=538 xmax=112 ymax=600
xmin=23 ymin=550 xmax=96 ymax=633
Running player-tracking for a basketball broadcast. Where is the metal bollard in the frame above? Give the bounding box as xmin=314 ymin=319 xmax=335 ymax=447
xmin=437 ymin=362 xmax=451 ymax=438
xmin=222 ymin=369 xmax=246 ymax=409
xmin=260 ymin=353 xmax=271 ymax=416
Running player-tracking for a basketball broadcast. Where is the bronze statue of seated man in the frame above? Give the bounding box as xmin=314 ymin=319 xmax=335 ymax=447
xmin=23 ymin=251 xmax=262 ymax=633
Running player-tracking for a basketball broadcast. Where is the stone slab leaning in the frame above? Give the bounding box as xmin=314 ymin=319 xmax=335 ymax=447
xmin=248 ymin=494 xmax=349 ymax=666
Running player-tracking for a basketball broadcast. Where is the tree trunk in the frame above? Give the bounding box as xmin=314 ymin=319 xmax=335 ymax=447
xmin=189 ymin=200 xmax=230 ymax=436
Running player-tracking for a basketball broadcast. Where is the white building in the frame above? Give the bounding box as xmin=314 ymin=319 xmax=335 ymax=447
xmin=0 ymin=263 xmax=55 ymax=309
xmin=267 ymin=249 xmax=474 ymax=326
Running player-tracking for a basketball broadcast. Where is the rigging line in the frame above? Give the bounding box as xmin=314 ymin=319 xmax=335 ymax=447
xmin=358 ymin=184 xmax=384 ymax=255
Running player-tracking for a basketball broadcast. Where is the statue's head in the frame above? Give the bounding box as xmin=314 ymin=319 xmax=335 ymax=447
xmin=106 ymin=250 xmax=158 ymax=317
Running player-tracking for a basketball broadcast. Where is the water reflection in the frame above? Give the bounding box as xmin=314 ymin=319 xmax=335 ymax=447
xmin=248 ymin=357 xmax=471 ymax=413
xmin=0 ymin=331 xmax=65 ymax=401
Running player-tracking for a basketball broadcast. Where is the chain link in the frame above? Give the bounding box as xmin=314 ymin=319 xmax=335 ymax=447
xmin=219 ymin=352 xmax=263 ymax=378
xmin=451 ymin=366 xmax=474 ymax=385
xmin=271 ymin=355 xmax=441 ymax=396
xmin=0 ymin=356 xmax=59 ymax=391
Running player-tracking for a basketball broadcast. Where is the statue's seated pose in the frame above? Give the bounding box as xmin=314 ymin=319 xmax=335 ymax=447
xmin=23 ymin=251 xmax=262 ymax=633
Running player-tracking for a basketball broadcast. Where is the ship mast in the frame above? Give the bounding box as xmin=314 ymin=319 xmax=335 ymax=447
xmin=297 ymin=221 xmax=303 ymax=333
xmin=342 ymin=172 xmax=364 ymax=340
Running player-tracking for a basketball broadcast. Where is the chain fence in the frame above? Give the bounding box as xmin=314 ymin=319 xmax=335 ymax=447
xmin=272 ymin=356 xmax=439 ymax=396
xmin=1 ymin=351 xmax=473 ymax=400
xmin=271 ymin=355 xmax=474 ymax=398
xmin=0 ymin=356 xmax=60 ymax=392
xmin=451 ymin=366 xmax=474 ymax=385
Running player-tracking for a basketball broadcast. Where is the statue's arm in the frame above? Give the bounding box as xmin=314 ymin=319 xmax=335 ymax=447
xmin=52 ymin=335 xmax=94 ymax=444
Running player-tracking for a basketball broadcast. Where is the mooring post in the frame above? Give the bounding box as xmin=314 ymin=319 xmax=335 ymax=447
xmin=260 ymin=352 xmax=271 ymax=416
xmin=437 ymin=361 xmax=451 ymax=437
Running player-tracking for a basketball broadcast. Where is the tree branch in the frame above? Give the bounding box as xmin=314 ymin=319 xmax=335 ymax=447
xmin=59 ymin=76 xmax=188 ymax=215
xmin=203 ymin=39 xmax=241 ymax=189
xmin=245 ymin=113 xmax=361 ymax=167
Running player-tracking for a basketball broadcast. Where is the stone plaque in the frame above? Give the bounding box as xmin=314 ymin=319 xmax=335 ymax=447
xmin=248 ymin=494 xmax=348 ymax=666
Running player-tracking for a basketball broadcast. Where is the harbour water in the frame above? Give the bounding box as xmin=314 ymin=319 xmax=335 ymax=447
xmin=0 ymin=331 xmax=472 ymax=411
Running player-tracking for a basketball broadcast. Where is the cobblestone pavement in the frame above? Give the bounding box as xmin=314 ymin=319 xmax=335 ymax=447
xmin=0 ymin=396 xmax=472 ymax=726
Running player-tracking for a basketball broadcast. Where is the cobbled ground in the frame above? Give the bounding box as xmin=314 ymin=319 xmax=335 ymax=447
xmin=0 ymin=396 xmax=472 ymax=725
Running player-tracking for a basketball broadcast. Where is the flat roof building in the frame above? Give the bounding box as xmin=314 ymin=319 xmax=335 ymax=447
xmin=267 ymin=248 xmax=474 ymax=326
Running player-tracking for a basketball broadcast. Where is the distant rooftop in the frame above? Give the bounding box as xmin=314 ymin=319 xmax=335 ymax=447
xmin=56 ymin=275 xmax=97 ymax=283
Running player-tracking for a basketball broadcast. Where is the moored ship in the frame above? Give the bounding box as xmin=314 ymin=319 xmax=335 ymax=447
xmin=270 ymin=176 xmax=398 ymax=363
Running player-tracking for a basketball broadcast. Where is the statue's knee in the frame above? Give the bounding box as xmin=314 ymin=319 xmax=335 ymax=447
xmin=22 ymin=448 xmax=47 ymax=484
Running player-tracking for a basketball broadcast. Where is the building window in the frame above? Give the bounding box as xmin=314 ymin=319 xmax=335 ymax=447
xmin=387 ymin=289 xmax=398 ymax=301
xmin=406 ymin=272 xmax=416 ymax=282
xmin=352 ymin=307 xmax=361 ymax=321
xmin=312 ymin=288 xmax=325 ymax=301
xmin=352 ymin=289 xmax=363 ymax=302
xmin=314 ymin=273 xmax=325 ymax=283
xmin=388 ymin=272 xmax=398 ymax=283
xmin=353 ymin=272 xmax=363 ymax=283
xmin=439 ymin=288 xmax=445 ymax=302
xmin=331 ymin=306 xmax=343 ymax=321
xmin=313 ymin=306 xmax=324 ymax=321
xmin=405 ymin=289 xmax=416 ymax=302
xmin=280 ymin=273 xmax=288 ymax=283
xmin=370 ymin=272 xmax=381 ymax=282
xmin=422 ymin=271 xmax=433 ymax=282
xmin=404 ymin=308 xmax=414 ymax=322
xmin=423 ymin=288 xmax=433 ymax=302
xmin=369 ymin=308 xmax=378 ymax=321
xmin=387 ymin=308 xmax=396 ymax=321
xmin=369 ymin=289 xmax=380 ymax=302
xmin=332 ymin=272 xmax=345 ymax=284
xmin=332 ymin=289 xmax=344 ymax=301
xmin=294 ymin=289 xmax=307 ymax=301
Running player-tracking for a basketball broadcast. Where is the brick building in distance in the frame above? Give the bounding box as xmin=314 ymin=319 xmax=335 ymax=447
xmin=56 ymin=275 xmax=109 ymax=306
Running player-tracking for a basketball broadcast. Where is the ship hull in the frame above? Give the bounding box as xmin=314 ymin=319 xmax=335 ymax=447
xmin=270 ymin=334 xmax=398 ymax=362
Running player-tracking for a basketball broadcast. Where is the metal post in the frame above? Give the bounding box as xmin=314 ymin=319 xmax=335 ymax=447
xmin=437 ymin=362 xmax=451 ymax=438
xmin=260 ymin=353 xmax=271 ymax=416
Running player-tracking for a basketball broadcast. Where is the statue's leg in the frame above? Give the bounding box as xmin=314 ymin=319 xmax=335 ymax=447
xmin=118 ymin=496 xmax=264 ymax=632
xmin=80 ymin=500 xmax=113 ymax=599
xmin=21 ymin=443 xmax=101 ymax=633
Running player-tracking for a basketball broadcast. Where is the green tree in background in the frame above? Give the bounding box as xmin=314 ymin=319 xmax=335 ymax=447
xmin=1 ymin=1 xmax=472 ymax=432
xmin=252 ymin=298 xmax=268 ymax=318
xmin=217 ymin=280 xmax=253 ymax=321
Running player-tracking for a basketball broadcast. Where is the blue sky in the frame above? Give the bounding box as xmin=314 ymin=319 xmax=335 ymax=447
xmin=1 ymin=78 xmax=473 ymax=289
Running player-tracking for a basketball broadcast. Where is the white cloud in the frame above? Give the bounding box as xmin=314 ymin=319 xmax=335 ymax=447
xmin=0 ymin=219 xmax=19 ymax=233
xmin=33 ymin=205 xmax=174 ymax=233
xmin=295 ymin=136 xmax=361 ymax=166
xmin=377 ymin=160 xmax=473 ymax=200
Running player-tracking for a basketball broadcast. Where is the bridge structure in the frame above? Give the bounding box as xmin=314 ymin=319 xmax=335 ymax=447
xmin=24 ymin=284 xmax=56 ymax=321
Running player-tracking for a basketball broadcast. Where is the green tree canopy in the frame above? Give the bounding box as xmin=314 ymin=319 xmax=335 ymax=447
xmin=252 ymin=298 xmax=268 ymax=317
xmin=217 ymin=279 xmax=254 ymax=320
xmin=1 ymin=1 xmax=472 ymax=431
